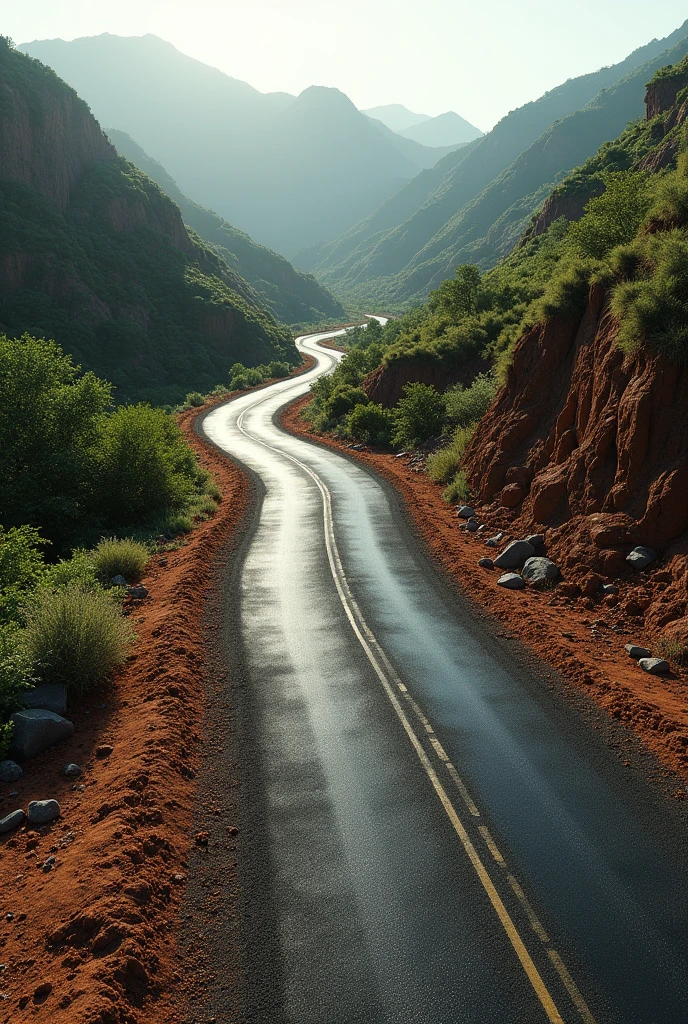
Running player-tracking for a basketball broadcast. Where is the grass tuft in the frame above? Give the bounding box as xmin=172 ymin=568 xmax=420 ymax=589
xmin=92 ymin=537 xmax=150 ymax=584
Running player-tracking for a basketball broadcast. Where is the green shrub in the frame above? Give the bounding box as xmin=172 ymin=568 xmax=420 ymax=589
xmin=656 ymin=635 xmax=688 ymax=667
xmin=23 ymin=586 xmax=136 ymax=695
xmin=444 ymin=373 xmax=498 ymax=428
xmin=185 ymin=391 xmax=206 ymax=408
xmin=91 ymin=537 xmax=149 ymax=583
xmin=94 ymin=404 xmax=197 ymax=524
xmin=326 ymin=385 xmax=370 ymax=421
xmin=266 ymin=361 xmax=290 ymax=378
xmin=0 ymin=524 xmax=47 ymax=622
xmin=194 ymin=494 xmax=219 ymax=518
xmin=568 ymin=171 xmax=655 ymax=259
xmin=443 ymin=471 xmax=471 ymax=504
xmin=391 ymin=383 xmax=446 ymax=449
xmin=41 ymin=551 xmax=99 ymax=591
xmin=0 ymin=624 xmax=33 ymax=756
xmin=344 ymin=403 xmax=393 ymax=446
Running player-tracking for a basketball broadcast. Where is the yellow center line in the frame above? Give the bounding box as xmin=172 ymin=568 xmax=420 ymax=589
xmin=479 ymin=825 xmax=507 ymax=868
xmin=548 ymin=949 xmax=598 ymax=1024
xmin=508 ymin=874 xmax=551 ymax=945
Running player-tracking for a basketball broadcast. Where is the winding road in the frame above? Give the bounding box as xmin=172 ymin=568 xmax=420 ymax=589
xmin=201 ymin=326 xmax=687 ymax=1024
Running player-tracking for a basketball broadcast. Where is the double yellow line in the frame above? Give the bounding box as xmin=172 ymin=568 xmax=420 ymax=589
xmin=232 ymin=343 xmax=597 ymax=1024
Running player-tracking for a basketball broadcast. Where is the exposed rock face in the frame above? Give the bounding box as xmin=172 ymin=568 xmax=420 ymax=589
xmin=365 ymin=353 xmax=488 ymax=408
xmin=0 ymin=80 xmax=115 ymax=210
xmin=529 ymin=181 xmax=605 ymax=239
xmin=462 ymin=284 xmax=688 ymax=632
xmin=645 ymin=70 xmax=688 ymax=121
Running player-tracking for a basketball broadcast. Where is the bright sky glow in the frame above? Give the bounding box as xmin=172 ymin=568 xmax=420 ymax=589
xmin=7 ymin=0 xmax=688 ymax=130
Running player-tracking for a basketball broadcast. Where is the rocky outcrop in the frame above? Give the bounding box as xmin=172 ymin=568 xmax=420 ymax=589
xmin=0 ymin=81 xmax=115 ymax=210
xmin=529 ymin=181 xmax=606 ymax=239
xmin=462 ymin=285 xmax=688 ymax=632
xmin=364 ymin=352 xmax=489 ymax=408
xmin=645 ymin=66 xmax=688 ymax=120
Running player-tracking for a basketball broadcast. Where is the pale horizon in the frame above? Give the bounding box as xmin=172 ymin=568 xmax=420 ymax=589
xmin=7 ymin=1 xmax=688 ymax=131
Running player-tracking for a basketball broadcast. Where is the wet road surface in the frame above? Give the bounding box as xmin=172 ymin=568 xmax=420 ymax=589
xmin=202 ymin=328 xmax=688 ymax=1024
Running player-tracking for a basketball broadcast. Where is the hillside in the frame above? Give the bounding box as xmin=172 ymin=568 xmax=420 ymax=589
xmin=19 ymin=34 xmax=453 ymax=257
xmin=312 ymin=19 xmax=688 ymax=305
xmin=399 ymin=111 xmax=483 ymax=147
xmin=106 ymin=129 xmax=344 ymax=325
xmin=0 ymin=39 xmax=295 ymax=404
xmin=363 ymin=104 xmax=431 ymax=132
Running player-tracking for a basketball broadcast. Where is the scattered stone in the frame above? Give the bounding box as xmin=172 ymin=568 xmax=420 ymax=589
xmin=525 ymin=534 xmax=545 ymax=549
xmin=0 ymin=810 xmax=25 ymax=834
xmin=42 ymin=856 xmax=56 ymax=872
xmin=521 ymin=556 xmax=559 ymax=585
xmin=0 ymin=760 xmax=22 ymax=783
xmin=96 ymin=744 xmax=113 ymax=759
xmin=111 ymin=575 xmax=128 ymax=587
xmin=626 ymin=546 xmax=656 ymax=571
xmin=625 ymin=644 xmax=651 ymax=660
xmin=63 ymin=764 xmax=82 ymax=778
xmin=9 ymin=791 xmax=18 ymax=798
xmin=485 ymin=532 xmax=504 ymax=548
xmin=494 ymin=540 xmax=535 ymax=570
xmin=456 ymin=505 xmax=476 ymax=519
xmin=580 ymin=573 xmax=602 ymax=598
xmin=638 ymin=658 xmax=670 ymax=675
xmin=623 ymin=600 xmax=643 ymax=617
xmin=478 ymin=558 xmax=494 ymax=569
xmin=9 ymin=710 xmax=74 ymax=760
xmin=19 ymin=684 xmax=67 ymax=716
xmin=465 ymin=520 xmax=479 ymax=533
xmin=602 ymin=584 xmax=619 ymax=595
xmin=128 ymin=586 xmax=149 ymax=599
xmin=497 ymin=573 xmax=525 ymax=590
xmin=27 ymin=800 xmax=60 ymax=825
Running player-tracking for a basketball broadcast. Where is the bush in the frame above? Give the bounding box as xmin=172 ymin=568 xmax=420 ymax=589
xmin=94 ymin=404 xmax=198 ymax=524
xmin=326 ymin=385 xmax=370 ymax=421
xmin=391 ymin=383 xmax=446 ymax=449
xmin=266 ymin=361 xmax=290 ymax=378
xmin=444 ymin=373 xmax=498 ymax=428
xmin=0 ymin=624 xmax=33 ymax=756
xmin=23 ymin=586 xmax=136 ymax=695
xmin=92 ymin=537 xmax=149 ymax=583
xmin=443 ymin=471 xmax=471 ymax=504
xmin=344 ymin=403 xmax=393 ymax=446
xmin=0 ymin=524 xmax=47 ymax=622
xmin=41 ymin=551 xmax=100 ymax=591
xmin=656 ymin=635 xmax=688 ymax=667
xmin=426 ymin=425 xmax=476 ymax=484
xmin=185 ymin=392 xmax=206 ymax=408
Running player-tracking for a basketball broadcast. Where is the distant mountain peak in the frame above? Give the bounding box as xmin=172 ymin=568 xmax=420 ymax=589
xmin=363 ymin=103 xmax=431 ymax=133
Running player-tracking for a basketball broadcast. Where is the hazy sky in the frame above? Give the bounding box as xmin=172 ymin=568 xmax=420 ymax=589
xmin=7 ymin=1 xmax=688 ymax=129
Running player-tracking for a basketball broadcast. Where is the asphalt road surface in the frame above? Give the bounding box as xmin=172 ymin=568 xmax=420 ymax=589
xmin=202 ymin=326 xmax=687 ymax=1024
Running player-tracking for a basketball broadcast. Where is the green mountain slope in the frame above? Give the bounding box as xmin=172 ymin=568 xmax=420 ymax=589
xmin=313 ymin=20 xmax=688 ymax=304
xmin=19 ymin=34 xmax=451 ymax=257
xmin=0 ymin=39 xmax=295 ymax=404
xmin=106 ymin=129 xmax=344 ymax=325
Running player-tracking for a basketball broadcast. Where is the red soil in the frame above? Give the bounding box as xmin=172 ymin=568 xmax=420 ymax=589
xmin=282 ymin=395 xmax=688 ymax=791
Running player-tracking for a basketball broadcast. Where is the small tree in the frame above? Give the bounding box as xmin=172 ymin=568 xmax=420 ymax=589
xmin=391 ymin=383 xmax=446 ymax=449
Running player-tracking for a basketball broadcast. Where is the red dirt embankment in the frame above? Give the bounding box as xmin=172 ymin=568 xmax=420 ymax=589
xmin=282 ymin=395 xmax=688 ymax=791
xmin=0 ymin=405 xmax=249 ymax=1024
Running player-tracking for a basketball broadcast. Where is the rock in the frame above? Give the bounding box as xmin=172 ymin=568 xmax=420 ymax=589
xmin=9 ymin=710 xmax=74 ymax=760
xmin=0 ymin=760 xmax=22 ymax=783
xmin=497 ymin=573 xmax=525 ymax=590
xmin=27 ymin=799 xmax=60 ymax=825
xmin=494 ymin=540 xmax=535 ymax=570
xmin=580 ymin=573 xmax=602 ymax=598
xmin=525 ymin=534 xmax=545 ymax=549
xmin=111 ymin=575 xmax=128 ymax=587
xmin=625 ymin=644 xmax=651 ymax=660
xmin=456 ymin=506 xmax=476 ymax=519
xmin=522 ymin=556 xmax=559 ymax=585
xmin=485 ymin=532 xmax=504 ymax=548
xmin=478 ymin=558 xmax=494 ymax=569
xmin=638 ymin=658 xmax=670 ymax=675
xmin=623 ymin=600 xmax=643 ymax=617
xmin=465 ymin=520 xmax=479 ymax=532
xmin=96 ymin=744 xmax=113 ymax=759
xmin=626 ymin=546 xmax=656 ymax=571
xmin=128 ymin=586 xmax=148 ymax=599
xmin=19 ymin=684 xmax=68 ymax=716
xmin=63 ymin=763 xmax=82 ymax=777
xmin=0 ymin=809 xmax=25 ymax=834
xmin=602 ymin=584 xmax=619 ymax=595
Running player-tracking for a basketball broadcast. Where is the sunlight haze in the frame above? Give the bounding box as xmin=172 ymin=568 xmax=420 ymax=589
xmin=8 ymin=0 xmax=687 ymax=129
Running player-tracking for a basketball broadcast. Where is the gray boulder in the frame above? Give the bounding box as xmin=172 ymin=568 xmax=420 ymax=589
xmin=478 ymin=558 xmax=494 ymax=569
xmin=27 ymin=799 xmax=60 ymax=825
xmin=0 ymin=760 xmax=22 ymax=783
xmin=63 ymin=763 xmax=82 ymax=777
xmin=494 ymin=540 xmax=535 ymax=570
xmin=638 ymin=658 xmax=670 ymax=675
xmin=522 ymin=557 xmax=560 ymax=585
xmin=0 ymin=809 xmax=25 ymax=834
xmin=457 ymin=506 xmax=476 ymax=519
xmin=128 ymin=585 xmax=149 ymax=599
xmin=19 ymin=684 xmax=67 ymax=716
xmin=465 ymin=520 xmax=479 ymax=533
xmin=625 ymin=644 xmax=651 ymax=660
xmin=626 ymin=546 xmax=656 ymax=571
xmin=111 ymin=575 xmax=128 ymax=587
xmin=497 ymin=573 xmax=525 ymax=590
xmin=9 ymin=709 xmax=74 ymax=760
xmin=485 ymin=532 xmax=504 ymax=548
xmin=525 ymin=534 xmax=545 ymax=549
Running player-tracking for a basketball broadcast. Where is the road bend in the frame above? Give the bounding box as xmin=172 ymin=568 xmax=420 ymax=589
xmin=201 ymin=326 xmax=687 ymax=1024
